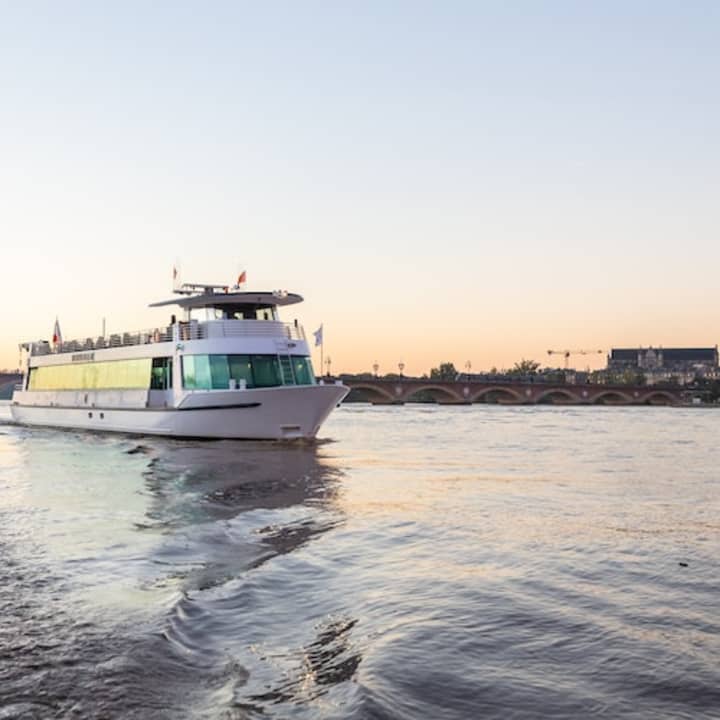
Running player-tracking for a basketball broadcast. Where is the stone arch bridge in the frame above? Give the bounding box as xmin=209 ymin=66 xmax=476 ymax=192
xmin=332 ymin=377 xmax=683 ymax=406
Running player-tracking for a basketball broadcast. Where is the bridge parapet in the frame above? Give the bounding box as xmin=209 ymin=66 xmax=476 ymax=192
xmin=334 ymin=377 xmax=684 ymax=406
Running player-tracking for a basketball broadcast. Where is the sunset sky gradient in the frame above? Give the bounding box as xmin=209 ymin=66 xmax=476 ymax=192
xmin=2 ymin=1 xmax=718 ymax=375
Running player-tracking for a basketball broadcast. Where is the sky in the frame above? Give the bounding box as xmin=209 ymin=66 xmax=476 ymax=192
xmin=1 ymin=1 xmax=718 ymax=375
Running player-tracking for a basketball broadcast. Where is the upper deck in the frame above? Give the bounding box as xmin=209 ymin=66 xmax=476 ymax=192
xmin=22 ymin=285 xmax=307 ymax=358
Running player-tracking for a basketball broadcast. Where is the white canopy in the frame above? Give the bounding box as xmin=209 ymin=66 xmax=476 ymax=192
xmin=149 ymin=290 xmax=303 ymax=310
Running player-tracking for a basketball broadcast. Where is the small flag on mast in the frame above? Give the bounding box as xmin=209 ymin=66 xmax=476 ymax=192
xmin=172 ymin=263 xmax=181 ymax=290
xmin=313 ymin=324 xmax=324 ymax=376
xmin=52 ymin=317 xmax=62 ymax=346
xmin=237 ymin=270 xmax=247 ymax=285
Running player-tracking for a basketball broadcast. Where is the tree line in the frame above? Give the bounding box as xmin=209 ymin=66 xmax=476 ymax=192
xmin=342 ymin=361 xmax=720 ymax=398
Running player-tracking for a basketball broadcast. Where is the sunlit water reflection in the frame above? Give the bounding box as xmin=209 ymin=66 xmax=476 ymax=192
xmin=1 ymin=401 xmax=719 ymax=719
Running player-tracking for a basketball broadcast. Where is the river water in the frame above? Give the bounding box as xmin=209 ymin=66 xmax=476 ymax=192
xmin=0 ymin=401 xmax=719 ymax=719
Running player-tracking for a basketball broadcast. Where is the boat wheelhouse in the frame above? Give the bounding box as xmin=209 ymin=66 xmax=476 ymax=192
xmin=11 ymin=283 xmax=348 ymax=439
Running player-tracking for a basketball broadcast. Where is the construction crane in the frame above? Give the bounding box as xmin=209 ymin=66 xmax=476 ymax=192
xmin=547 ymin=349 xmax=603 ymax=370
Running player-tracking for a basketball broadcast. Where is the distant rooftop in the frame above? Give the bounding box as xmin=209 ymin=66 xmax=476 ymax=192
xmin=611 ymin=347 xmax=717 ymax=361
xmin=609 ymin=347 xmax=719 ymax=370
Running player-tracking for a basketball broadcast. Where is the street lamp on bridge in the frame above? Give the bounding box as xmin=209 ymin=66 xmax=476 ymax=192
xmin=398 ymin=361 xmax=405 ymax=378
xmin=465 ymin=360 xmax=472 ymax=380
xmin=373 ymin=362 xmax=379 ymax=377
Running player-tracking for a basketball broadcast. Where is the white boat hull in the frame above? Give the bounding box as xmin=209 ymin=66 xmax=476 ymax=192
xmin=9 ymin=384 xmax=348 ymax=440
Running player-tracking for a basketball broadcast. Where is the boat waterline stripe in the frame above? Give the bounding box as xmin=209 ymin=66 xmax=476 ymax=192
xmin=12 ymin=403 xmax=262 ymax=412
xmin=177 ymin=403 xmax=261 ymax=411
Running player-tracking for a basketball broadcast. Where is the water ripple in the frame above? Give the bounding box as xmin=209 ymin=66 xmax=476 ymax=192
xmin=1 ymin=404 xmax=720 ymax=718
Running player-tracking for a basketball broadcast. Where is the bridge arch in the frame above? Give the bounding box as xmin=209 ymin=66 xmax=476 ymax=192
xmin=592 ymin=390 xmax=633 ymax=405
xmin=345 ymin=383 xmax=396 ymax=403
xmin=534 ymin=388 xmax=580 ymax=405
xmin=402 ymin=384 xmax=465 ymax=403
xmin=642 ymin=391 xmax=676 ymax=406
xmin=471 ymin=386 xmax=525 ymax=404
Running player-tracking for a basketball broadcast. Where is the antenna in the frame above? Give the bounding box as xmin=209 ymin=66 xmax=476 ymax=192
xmin=547 ymin=349 xmax=603 ymax=370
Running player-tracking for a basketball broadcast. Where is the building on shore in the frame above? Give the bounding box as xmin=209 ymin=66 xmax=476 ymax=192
xmin=606 ymin=347 xmax=719 ymax=385
xmin=0 ymin=372 xmax=22 ymax=400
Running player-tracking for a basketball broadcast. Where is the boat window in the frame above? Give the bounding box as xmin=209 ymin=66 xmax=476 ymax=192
xmin=150 ymin=357 xmax=173 ymax=390
xmin=227 ymin=307 xmax=277 ymax=321
xmin=182 ymin=355 xmax=195 ymax=388
xmin=190 ymin=308 xmax=218 ymax=322
xmin=293 ymin=357 xmax=315 ymax=385
xmin=183 ymin=355 xmax=212 ymax=389
xmin=228 ymin=355 xmax=253 ymax=387
xmin=250 ymin=356 xmax=282 ymax=387
xmin=209 ymin=355 xmax=230 ymax=389
xmin=28 ymin=358 xmax=153 ymax=390
xmin=181 ymin=354 xmax=313 ymax=389
xmin=278 ymin=356 xmax=295 ymax=385
xmin=183 ymin=355 xmax=203 ymax=389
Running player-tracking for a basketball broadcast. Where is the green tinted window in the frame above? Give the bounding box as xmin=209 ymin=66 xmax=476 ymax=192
xmin=293 ymin=357 xmax=315 ymax=385
xmin=279 ymin=356 xmax=295 ymax=385
xmin=182 ymin=355 xmax=196 ymax=388
xmin=183 ymin=355 xmax=211 ymax=389
xmin=251 ymin=356 xmax=281 ymax=387
xmin=228 ymin=355 xmax=254 ymax=388
xmin=194 ymin=356 xmax=211 ymax=389
xmin=151 ymin=357 xmax=173 ymax=390
xmin=182 ymin=354 xmax=312 ymax=389
xmin=209 ymin=355 xmax=230 ymax=389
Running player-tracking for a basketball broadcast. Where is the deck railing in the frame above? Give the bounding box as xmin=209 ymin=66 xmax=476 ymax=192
xmin=28 ymin=320 xmax=305 ymax=356
xmin=203 ymin=320 xmax=305 ymax=341
xmin=29 ymin=327 xmax=174 ymax=356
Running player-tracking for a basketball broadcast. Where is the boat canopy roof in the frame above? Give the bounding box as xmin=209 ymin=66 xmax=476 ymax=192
xmin=149 ymin=288 xmax=303 ymax=310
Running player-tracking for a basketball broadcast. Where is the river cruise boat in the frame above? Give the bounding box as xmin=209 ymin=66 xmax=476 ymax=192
xmin=11 ymin=283 xmax=348 ymax=439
